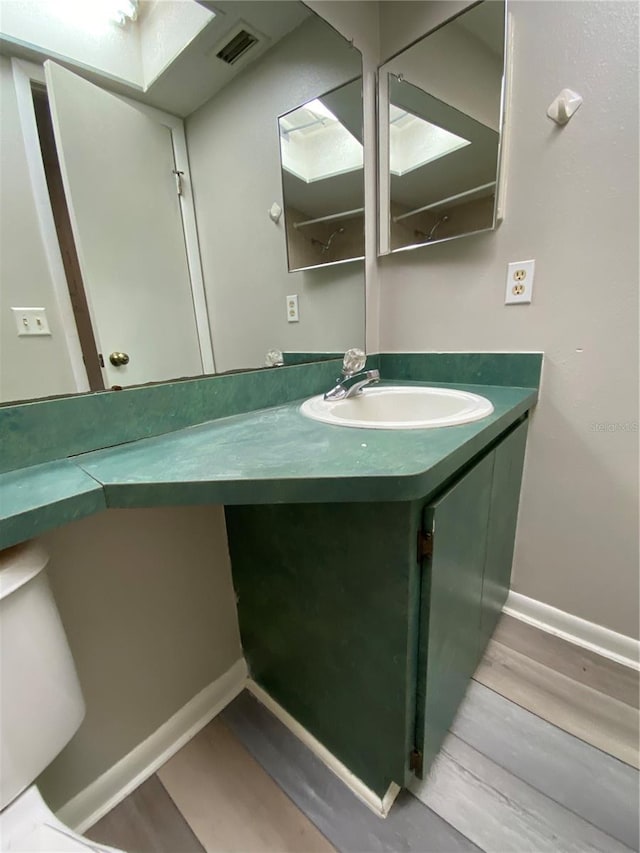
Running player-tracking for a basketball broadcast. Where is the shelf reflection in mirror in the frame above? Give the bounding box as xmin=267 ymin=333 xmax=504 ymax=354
xmin=0 ymin=1 xmax=365 ymax=405
xmin=378 ymin=0 xmax=507 ymax=255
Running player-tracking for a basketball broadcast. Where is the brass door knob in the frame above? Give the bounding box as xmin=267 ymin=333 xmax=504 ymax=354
xmin=109 ymin=351 xmax=130 ymax=366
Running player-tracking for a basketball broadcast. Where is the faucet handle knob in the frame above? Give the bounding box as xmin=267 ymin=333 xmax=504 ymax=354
xmin=264 ymin=349 xmax=284 ymax=367
xmin=342 ymin=347 xmax=366 ymax=376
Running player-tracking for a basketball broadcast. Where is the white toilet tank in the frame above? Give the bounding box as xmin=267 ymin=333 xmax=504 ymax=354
xmin=0 ymin=541 xmax=85 ymax=810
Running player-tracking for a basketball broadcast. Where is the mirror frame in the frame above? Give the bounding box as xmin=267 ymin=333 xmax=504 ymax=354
xmin=376 ymin=0 xmax=509 ymax=256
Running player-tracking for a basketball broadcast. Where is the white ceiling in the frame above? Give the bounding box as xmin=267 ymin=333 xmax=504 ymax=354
xmin=140 ymin=1 xmax=310 ymax=115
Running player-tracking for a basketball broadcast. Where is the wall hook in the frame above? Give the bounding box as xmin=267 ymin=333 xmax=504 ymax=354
xmin=269 ymin=202 xmax=282 ymax=224
xmin=547 ymin=88 xmax=583 ymax=125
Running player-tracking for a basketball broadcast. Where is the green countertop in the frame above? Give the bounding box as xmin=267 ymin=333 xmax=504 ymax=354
xmin=79 ymin=382 xmax=536 ymax=504
xmin=0 ymin=382 xmax=537 ymax=549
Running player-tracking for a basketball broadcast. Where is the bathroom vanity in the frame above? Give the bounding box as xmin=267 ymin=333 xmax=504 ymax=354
xmin=0 ymin=353 xmax=540 ymax=814
xmin=225 ymin=416 xmax=528 ymax=804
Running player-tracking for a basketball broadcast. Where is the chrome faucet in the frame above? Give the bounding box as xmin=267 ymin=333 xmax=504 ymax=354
xmin=324 ymin=348 xmax=380 ymax=401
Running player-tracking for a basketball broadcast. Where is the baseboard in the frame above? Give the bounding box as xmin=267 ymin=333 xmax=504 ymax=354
xmin=247 ymin=680 xmax=400 ymax=818
xmin=505 ymin=591 xmax=639 ymax=671
xmin=58 ymin=658 xmax=249 ymax=833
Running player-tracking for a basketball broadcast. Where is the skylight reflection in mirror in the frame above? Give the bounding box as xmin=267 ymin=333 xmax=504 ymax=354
xmin=389 ymin=104 xmax=471 ymax=176
xmin=279 ymin=100 xmax=363 ymax=183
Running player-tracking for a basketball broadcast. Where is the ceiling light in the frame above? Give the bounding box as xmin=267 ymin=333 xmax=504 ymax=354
xmin=50 ymin=0 xmax=139 ymax=31
xmin=110 ymin=0 xmax=139 ymax=26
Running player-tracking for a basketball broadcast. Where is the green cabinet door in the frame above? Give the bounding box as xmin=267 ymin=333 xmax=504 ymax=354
xmin=479 ymin=419 xmax=529 ymax=653
xmin=415 ymin=450 xmax=494 ymax=775
xmin=226 ymin=501 xmax=422 ymax=798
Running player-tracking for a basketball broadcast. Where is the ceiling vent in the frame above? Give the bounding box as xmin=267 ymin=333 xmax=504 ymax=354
xmin=216 ymin=29 xmax=259 ymax=65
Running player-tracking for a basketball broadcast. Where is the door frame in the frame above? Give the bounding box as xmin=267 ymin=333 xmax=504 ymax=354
xmin=11 ymin=58 xmax=216 ymax=383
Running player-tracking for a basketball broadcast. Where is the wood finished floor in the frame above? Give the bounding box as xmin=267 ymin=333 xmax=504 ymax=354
xmin=87 ymin=616 xmax=639 ymax=853
xmin=475 ymin=616 xmax=639 ymax=768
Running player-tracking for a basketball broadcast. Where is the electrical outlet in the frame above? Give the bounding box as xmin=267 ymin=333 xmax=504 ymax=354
xmin=286 ymin=294 xmax=299 ymax=323
xmin=11 ymin=307 xmax=51 ymax=336
xmin=505 ymin=260 xmax=535 ymax=304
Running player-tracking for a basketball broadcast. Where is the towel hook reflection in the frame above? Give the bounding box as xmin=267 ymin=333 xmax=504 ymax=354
xmin=414 ymin=215 xmax=450 ymax=242
xmin=311 ymin=227 xmax=345 ymax=254
xmin=427 ymin=215 xmax=449 ymax=241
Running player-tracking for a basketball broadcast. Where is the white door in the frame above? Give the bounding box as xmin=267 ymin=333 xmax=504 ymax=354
xmin=44 ymin=61 xmax=204 ymax=388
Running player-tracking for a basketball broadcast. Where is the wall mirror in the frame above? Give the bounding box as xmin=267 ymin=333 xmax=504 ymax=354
xmin=377 ymin=0 xmax=506 ymax=255
xmin=0 ymin=1 xmax=365 ymax=405
xmin=278 ymin=77 xmax=364 ymax=271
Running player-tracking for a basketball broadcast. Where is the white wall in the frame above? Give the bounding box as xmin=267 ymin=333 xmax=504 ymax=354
xmin=378 ymin=1 xmax=639 ymax=639
xmin=36 ymin=506 xmax=242 ymax=810
xmin=381 ymin=5 xmax=503 ymax=132
xmin=185 ymin=14 xmax=366 ymax=372
xmin=0 ymin=56 xmax=79 ymax=403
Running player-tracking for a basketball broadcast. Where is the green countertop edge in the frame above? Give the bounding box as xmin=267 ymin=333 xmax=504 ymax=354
xmin=0 ymin=460 xmax=105 ymax=549
xmin=0 ymin=354 xmax=541 ymax=550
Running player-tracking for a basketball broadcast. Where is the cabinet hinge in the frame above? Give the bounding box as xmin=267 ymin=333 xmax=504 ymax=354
xmin=417 ymin=529 xmax=433 ymax=562
xmin=409 ymin=748 xmax=423 ymax=775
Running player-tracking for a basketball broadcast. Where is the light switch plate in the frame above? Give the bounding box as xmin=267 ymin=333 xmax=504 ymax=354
xmin=11 ymin=307 xmax=51 ymax=336
xmin=505 ymin=260 xmax=535 ymax=304
xmin=286 ymin=294 xmax=299 ymax=323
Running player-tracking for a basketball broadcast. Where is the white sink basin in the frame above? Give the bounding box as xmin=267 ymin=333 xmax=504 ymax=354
xmin=300 ymin=386 xmax=494 ymax=429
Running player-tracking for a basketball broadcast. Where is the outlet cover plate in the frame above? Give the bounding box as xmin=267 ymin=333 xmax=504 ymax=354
xmin=505 ymin=260 xmax=535 ymax=304
xmin=286 ymin=294 xmax=299 ymax=323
